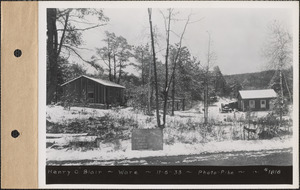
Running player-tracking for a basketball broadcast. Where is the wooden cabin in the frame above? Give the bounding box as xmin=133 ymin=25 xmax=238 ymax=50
xmin=237 ymin=89 xmax=277 ymax=111
xmin=61 ymin=75 xmax=125 ymax=106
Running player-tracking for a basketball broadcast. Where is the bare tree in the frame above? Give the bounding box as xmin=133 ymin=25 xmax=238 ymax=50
xmin=262 ymin=20 xmax=292 ymax=127
xmin=133 ymin=45 xmax=147 ymax=86
xmin=148 ymin=8 xmax=161 ymax=128
xmin=148 ymin=9 xmax=200 ymax=127
xmin=116 ymin=36 xmax=132 ymax=84
xmin=96 ymin=32 xmax=132 ymax=83
xmin=197 ymin=31 xmax=217 ymax=124
xmin=169 ymin=14 xmax=192 ymax=116
xmin=161 ymin=9 xmax=173 ymax=128
xmin=160 ymin=10 xmax=194 ymax=125
xmin=96 ymin=31 xmax=116 ymax=81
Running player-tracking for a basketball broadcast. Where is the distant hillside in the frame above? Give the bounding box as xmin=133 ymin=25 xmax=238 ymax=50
xmin=224 ymin=70 xmax=276 ymax=90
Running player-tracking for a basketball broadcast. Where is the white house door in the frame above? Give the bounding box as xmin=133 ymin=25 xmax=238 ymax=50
xmin=249 ymin=100 xmax=255 ymax=109
xmin=241 ymin=101 xmax=244 ymax=111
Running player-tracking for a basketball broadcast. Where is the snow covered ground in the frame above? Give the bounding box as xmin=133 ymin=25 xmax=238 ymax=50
xmin=46 ymin=136 xmax=292 ymax=164
xmin=46 ymin=98 xmax=293 ymax=165
xmin=46 ymin=97 xmax=273 ymax=129
xmin=47 ymin=105 xmax=111 ymax=124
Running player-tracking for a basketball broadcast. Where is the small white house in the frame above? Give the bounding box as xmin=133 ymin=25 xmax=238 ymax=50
xmin=237 ymin=89 xmax=277 ymax=111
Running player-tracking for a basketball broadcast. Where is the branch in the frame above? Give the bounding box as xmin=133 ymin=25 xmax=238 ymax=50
xmin=58 ymin=43 xmax=93 ymax=51
xmin=56 ymin=9 xmax=72 ymax=19
xmin=57 ymin=12 xmax=69 ymax=57
xmin=94 ymin=51 xmax=110 ymax=67
xmin=156 ymin=48 xmax=166 ymax=54
xmin=57 ymin=23 xmax=107 ymax=32
xmin=170 ymin=30 xmax=180 ymax=38
xmin=188 ymin=17 xmax=204 ymax=24
xmin=62 ymin=45 xmax=90 ymax=63
xmin=167 ymin=13 xmax=191 ymax=89
xmin=73 ymin=46 xmax=93 ymax=51
xmin=60 ymin=48 xmax=71 ymax=60
xmin=68 ymin=19 xmax=96 ymax=25
xmin=63 ymin=46 xmax=103 ymax=70
xmin=163 ymin=9 xmax=172 ymax=94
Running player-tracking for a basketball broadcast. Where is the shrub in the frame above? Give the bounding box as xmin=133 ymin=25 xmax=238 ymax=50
xmin=232 ymin=128 xmax=241 ymax=140
xmin=113 ymin=139 xmax=122 ymax=151
xmin=256 ymin=113 xmax=292 ymax=139
xmin=47 ymin=111 xmax=139 ymax=143
xmin=270 ymin=97 xmax=289 ymax=116
xmin=46 ymin=120 xmax=64 ymax=133
xmin=165 ymin=135 xmax=175 ymax=145
xmin=257 ymin=114 xmax=279 ymax=126
xmin=68 ymin=140 xmax=98 ymax=150
xmin=126 ymin=86 xmax=149 ymax=113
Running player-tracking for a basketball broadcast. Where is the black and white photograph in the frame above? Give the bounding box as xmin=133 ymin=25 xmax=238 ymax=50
xmin=39 ymin=1 xmax=299 ymax=187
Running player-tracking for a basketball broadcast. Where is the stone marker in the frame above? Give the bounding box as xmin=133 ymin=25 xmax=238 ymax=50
xmin=132 ymin=128 xmax=163 ymax=150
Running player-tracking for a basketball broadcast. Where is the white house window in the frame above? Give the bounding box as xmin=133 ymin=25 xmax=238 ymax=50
xmin=249 ymin=100 xmax=255 ymax=109
xmin=260 ymin=100 xmax=266 ymax=108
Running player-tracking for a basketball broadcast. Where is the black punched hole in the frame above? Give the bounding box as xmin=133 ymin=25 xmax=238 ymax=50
xmin=14 ymin=49 xmax=22 ymax=57
xmin=11 ymin=130 xmax=20 ymax=138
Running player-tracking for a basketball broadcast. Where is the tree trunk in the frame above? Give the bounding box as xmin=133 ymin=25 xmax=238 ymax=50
xmin=171 ymin=69 xmax=175 ymax=116
xmin=204 ymin=77 xmax=209 ymax=124
xmin=282 ymin=72 xmax=292 ymax=101
xmin=147 ymin=55 xmax=152 ymax=115
xmin=108 ymin=52 xmax=112 ymax=81
xmin=113 ymin=54 xmax=117 ymax=82
xmin=57 ymin=11 xmax=69 ymax=56
xmin=48 ymin=9 xmax=87 ymax=104
xmin=204 ymin=32 xmax=211 ymax=125
xmin=108 ymin=39 xmax=112 ymax=81
xmin=279 ymin=69 xmax=283 ymax=127
xmin=162 ymin=9 xmax=172 ymax=127
xmin=141 ymin=52 xmax=145 ymax=86
xmin=148 ymin=8 xmax=161 ymax=128
xmin=118 ymin=60 xmax=122 ymax=84
xmin=165 ymin=14 xmax=190 ymax=118
xmin=47 ymin=8 xmax=58 ymax=104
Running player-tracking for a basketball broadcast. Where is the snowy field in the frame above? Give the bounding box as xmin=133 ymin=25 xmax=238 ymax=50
xmin=46 ymin=98 xmax=293 ymax=165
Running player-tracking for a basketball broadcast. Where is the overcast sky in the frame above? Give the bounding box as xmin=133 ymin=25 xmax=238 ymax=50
xmin=68 ymin=7 xmax=293 ymax=75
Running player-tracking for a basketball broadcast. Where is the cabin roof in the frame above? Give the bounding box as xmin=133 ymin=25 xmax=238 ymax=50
xmin=238 ymin=89 xmax=277 ymax=99
xmin=61 ymin=75 xmax=126 ymax=89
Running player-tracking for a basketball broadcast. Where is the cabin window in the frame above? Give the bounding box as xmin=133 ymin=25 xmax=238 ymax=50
xmin=249 ymin=100 xmax=255 ymax=109
xmin=260 ymin=100 xmax=266 ymax=108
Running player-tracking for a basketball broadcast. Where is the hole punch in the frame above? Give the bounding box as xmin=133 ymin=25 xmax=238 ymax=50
xmin=11 ymin=130 xmax=20 ymax=138
xmin=14 ymin=49 xmax=22 ymax=57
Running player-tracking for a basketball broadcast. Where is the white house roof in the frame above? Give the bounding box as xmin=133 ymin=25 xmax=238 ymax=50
xmin=238 ymin=89 xmax=277 ymax=99
xmin=61 ymin=75 xmax=125 ymax=89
